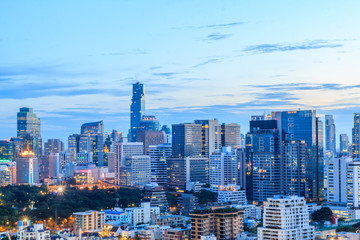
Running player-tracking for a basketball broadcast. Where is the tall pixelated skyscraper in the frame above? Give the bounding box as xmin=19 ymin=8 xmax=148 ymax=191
xmin=129 ymin=82 xmax=145 ymax=142
xmin=17 ymin=107 xmax=42 ymax=157
xmin=325 ymin=115 xmax=336 ymax=156
xmin=352 ymin=113 xmax=360 ymax=159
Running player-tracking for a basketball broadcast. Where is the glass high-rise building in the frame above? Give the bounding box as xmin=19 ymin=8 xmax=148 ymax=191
xmin=17 ymin=107 xmax=42 ymax=157
xmin=272 ymin=110 xmax=324 ymax=202
xmin=81 ymin=121 xmax=105 ymax=166
xmin=129 ymin=82 xmax=145 ymax=142
xmin=0 ymin=141 xmax=14 ymax=162
xmin=44 ymin=139 xmax=64 ymax=156
xmin=194 ymin=119 xmax=221 ymax=157
xmin=352 ymin=113 xmax=360 ymax=159
xmin=172 ymin=123 xmax=202 ymax=157
xmin=325 ymin=115 xmax=336 ymax=156
xmin=149 ymin=143 xmax=172 ymax=186
xmin=340 ymin=133 xmax=350 ymax=155
xmin=221 ymin=123 xmax=241 ymax=149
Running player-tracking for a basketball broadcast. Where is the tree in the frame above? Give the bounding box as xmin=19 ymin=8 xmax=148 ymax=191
xmin=336 ymin=225 xmax=355 ymax=233
xmin=195 ymin=190 xmax=217 ymax=205
xmin=311 ymin=207 xmax=333 ymax=222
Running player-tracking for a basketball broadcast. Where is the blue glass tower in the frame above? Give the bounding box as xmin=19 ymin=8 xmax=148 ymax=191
xmin=129 ymin=82 xmax=145 ymax=142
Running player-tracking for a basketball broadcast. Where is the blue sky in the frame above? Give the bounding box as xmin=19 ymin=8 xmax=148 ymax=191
xmin=0 ymin=1 xmax=359 ymax=146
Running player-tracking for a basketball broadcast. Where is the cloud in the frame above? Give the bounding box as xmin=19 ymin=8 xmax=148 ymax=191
xmin=192 ymin=58 xmax=221 ymax=68
xmin=244 ymin=40 xmax=343 ymax=54
xmin=207 ymin=33 xmax=231 ymax=40
xmin=250 ymin=83 xmax=360 ymax=91
xmin=152 ymin=72 xmax=178 ymax=78
xmin=202 ymin=22 xmax=244 ymax=29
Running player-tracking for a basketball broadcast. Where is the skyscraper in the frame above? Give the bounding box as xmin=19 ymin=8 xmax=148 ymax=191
xmin=80 ymin=121 xmax=105 ymax=166
xmin=352 ymin=113 xmax=360 ymax=159
xmin=172 ymin=123 xmax=202 ymax=157
xmin=17 ymin=107 xmax=42 ymax=157
xmin=149 ymin=143 xmax=172 ymax=186
xmin=221 ymin=123 xmax=241 ymax=149
xmin=16 ymin=145 xmax=39 ymax=185
xmin=129 ymin=82 xmax=145 ymax=142
xmin=340 ymin=133 xmax=350 ymax=155
xmin=325 ymin=115 xmax=336 ymax=156
xmin=44 ymin=139 xmax=64 ymax=156
xmin=272 ymin=110 xmax=324 ymax=202
xmin=194 ymin=119 xmax=221 ymax=157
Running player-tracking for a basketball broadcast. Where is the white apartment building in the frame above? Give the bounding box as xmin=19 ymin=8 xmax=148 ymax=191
xmin=234 ymin=204 xmax=262 ymax=220
xmin=18 ymin=223 xmax=50 ymax=240
xmin=209 ymin=147 xmax=237 ymax=192
xmin=327 ymin=157 xmax=351 ymax=203
xmin=257 ymin=195 xmax=315 ymax=240
xmin=217 ymin=185 xmax=246 ymax=204
xmin=73 ymin=210 xmax=104 ymax=232
xmin=125 ymin=202 xmax=160 ymax=225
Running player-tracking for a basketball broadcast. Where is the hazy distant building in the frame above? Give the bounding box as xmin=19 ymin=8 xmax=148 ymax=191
xmin=136 ymin=130 xmax=165 ymax=154
xmin=68 ymin=134 xmax=80 ymax=162
xmin=129 ymin=82 xmax=145 ymax=142
xmin=194 ymin=119 xmax=221 ymax=157
xmin=325 ymin=115 xmax=336 ymax=156
xmin=172 ymin=123 xmax=202 ymax=157
xmin=221 ymin=123 xmax=241 ymax=149
xmin=340 ymin=133 xmax=350 ymax=155
xmin=44 ymin=139 xmax=64 ymax=156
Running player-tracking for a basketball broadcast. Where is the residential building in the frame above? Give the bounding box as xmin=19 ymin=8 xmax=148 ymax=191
xmin=125 ymin=202 xmax=160 ymax=225
xmin=142 ymin=183 xmax=168 ymax=213
xmin=17 ymin=223 xmax=50 ymax=240
xmin=217 ymin=185 xmax=246 ymax=204
xmin=327 ymin=157 xmax=351 ymax=203
xmin=209 ymin=147 xmax=237 ymax=191
xmin=257 ymin=195 xmax=315 ymax=240
xmin=73 ymin=210 xmax=104 ymax=232
xmin=178 ymin=194 xmax=199 ymax=215
xmin=164 ymin=228 xmax=190 ymax=240
xmin=190 ymin=207 xmax=244 ymax=240
xmin=234 ymin=204 xmax=262 ymax=220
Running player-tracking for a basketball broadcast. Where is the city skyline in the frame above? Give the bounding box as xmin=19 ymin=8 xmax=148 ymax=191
xmin=1 ymin=1 xmax=359 ymax=142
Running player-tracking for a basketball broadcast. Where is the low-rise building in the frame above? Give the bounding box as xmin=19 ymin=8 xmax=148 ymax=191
xmin=234 ymin=204 xmax=262 ymax=220
xmin=18 ymin=223 xmax=50 ymax=240
xmin=73 ymin=210 xmax=104 ymax=232
xmin=125 ymin=202 xmax=160 ymax=225
xmin=217 ymin=185 xmax=246 ymax=204
xmin=164 ymin=228 xmax=190 ymax=240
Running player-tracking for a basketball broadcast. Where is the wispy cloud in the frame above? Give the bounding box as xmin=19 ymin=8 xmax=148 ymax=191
xmin=192 ymin=58 xmax=221 ymax=68
xmin=250 ymin=83 xmax=360 ymax=91
xmin=173 ymin=21 xmax=244 ymax=30
xmin=206 ymin=33 xmax=231 ymax=40
xmin=244 ymin=40 xmax=343 ymax=54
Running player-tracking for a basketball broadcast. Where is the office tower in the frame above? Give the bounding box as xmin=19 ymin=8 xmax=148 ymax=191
xmin=10 ymin=137 xmax=22 ymax=158
xmin=40 ymin=154 xmax=61 ymax=179
xmin=149 ymin=143 xmax=172 ymax=186
xmin=353 ymin=113 xmax=360 ymax=159
xmin=15 ymin=146 xmax=39 ymax=185
xmin=44 ymin=139 xmax=64 ymax=156
xmin=125 ymin=155 xmax=150 ymax=186
xmin=0 ymin=140 xmax=14 ymax=161
xmin=283 ymin=140 xmax=306 ymax=196
xmin=327 ymin=157 xmax=350 ymax=203
xmin=246 ymin=118 xmax=281 ymax=203
xmin=167 ymin=156 xmax=209 ymax=191
xmin=325 ymin=115 xmax=336 ymax=156
xmin=142 ymin=183 xmax=168 ymax=213
xmin=178 ymin=194 xmax=199 ymax=215
xmin=172 ymin=123 xmax=202 ymax=157
xmin=340 ymin=133 xmax=350 ymax=155
xmin=194 ymin=119 xmax=221 ymax=156
xmin=257 ymin=196 xmax=315 ymax=240
xmin=81 ymin=121 xmax=105 ymax=166
xmin=114 ymin=142 xmax=143 ymax=184
xmin=209 ymin=147 xmax=237 ymax=191
xmin=109 ymin=130 xmax=122 ymax=152
xmin=17 ymin=107 xmax=42 ymax=157
xmin=136 ymin=130 xmax=165 ymax=154
xmin=68 ymin=134 xmax=80 ymax=162
xmin=272 ymin=110 xmax=324 ymax=202
xmin=129 ymin=82 xmax=145 ymax=142
xmin=107 ymin=152 xmax=116 ymax=173
xmin=237 ymin=148 xmax=246 ymax=190
xmin=221 ymin=123 xmax=241 ymax=149
xmin=59 ymin=152 xmax=70 ymax=170
xmin=190 ymin=207 xmax=244 ymax=240
xmin=346 ymin=161 xmax=360 ymax=210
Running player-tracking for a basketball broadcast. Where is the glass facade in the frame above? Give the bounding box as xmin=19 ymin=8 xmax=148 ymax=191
xmin=129 ymin=82 xmax=145 ymax=142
